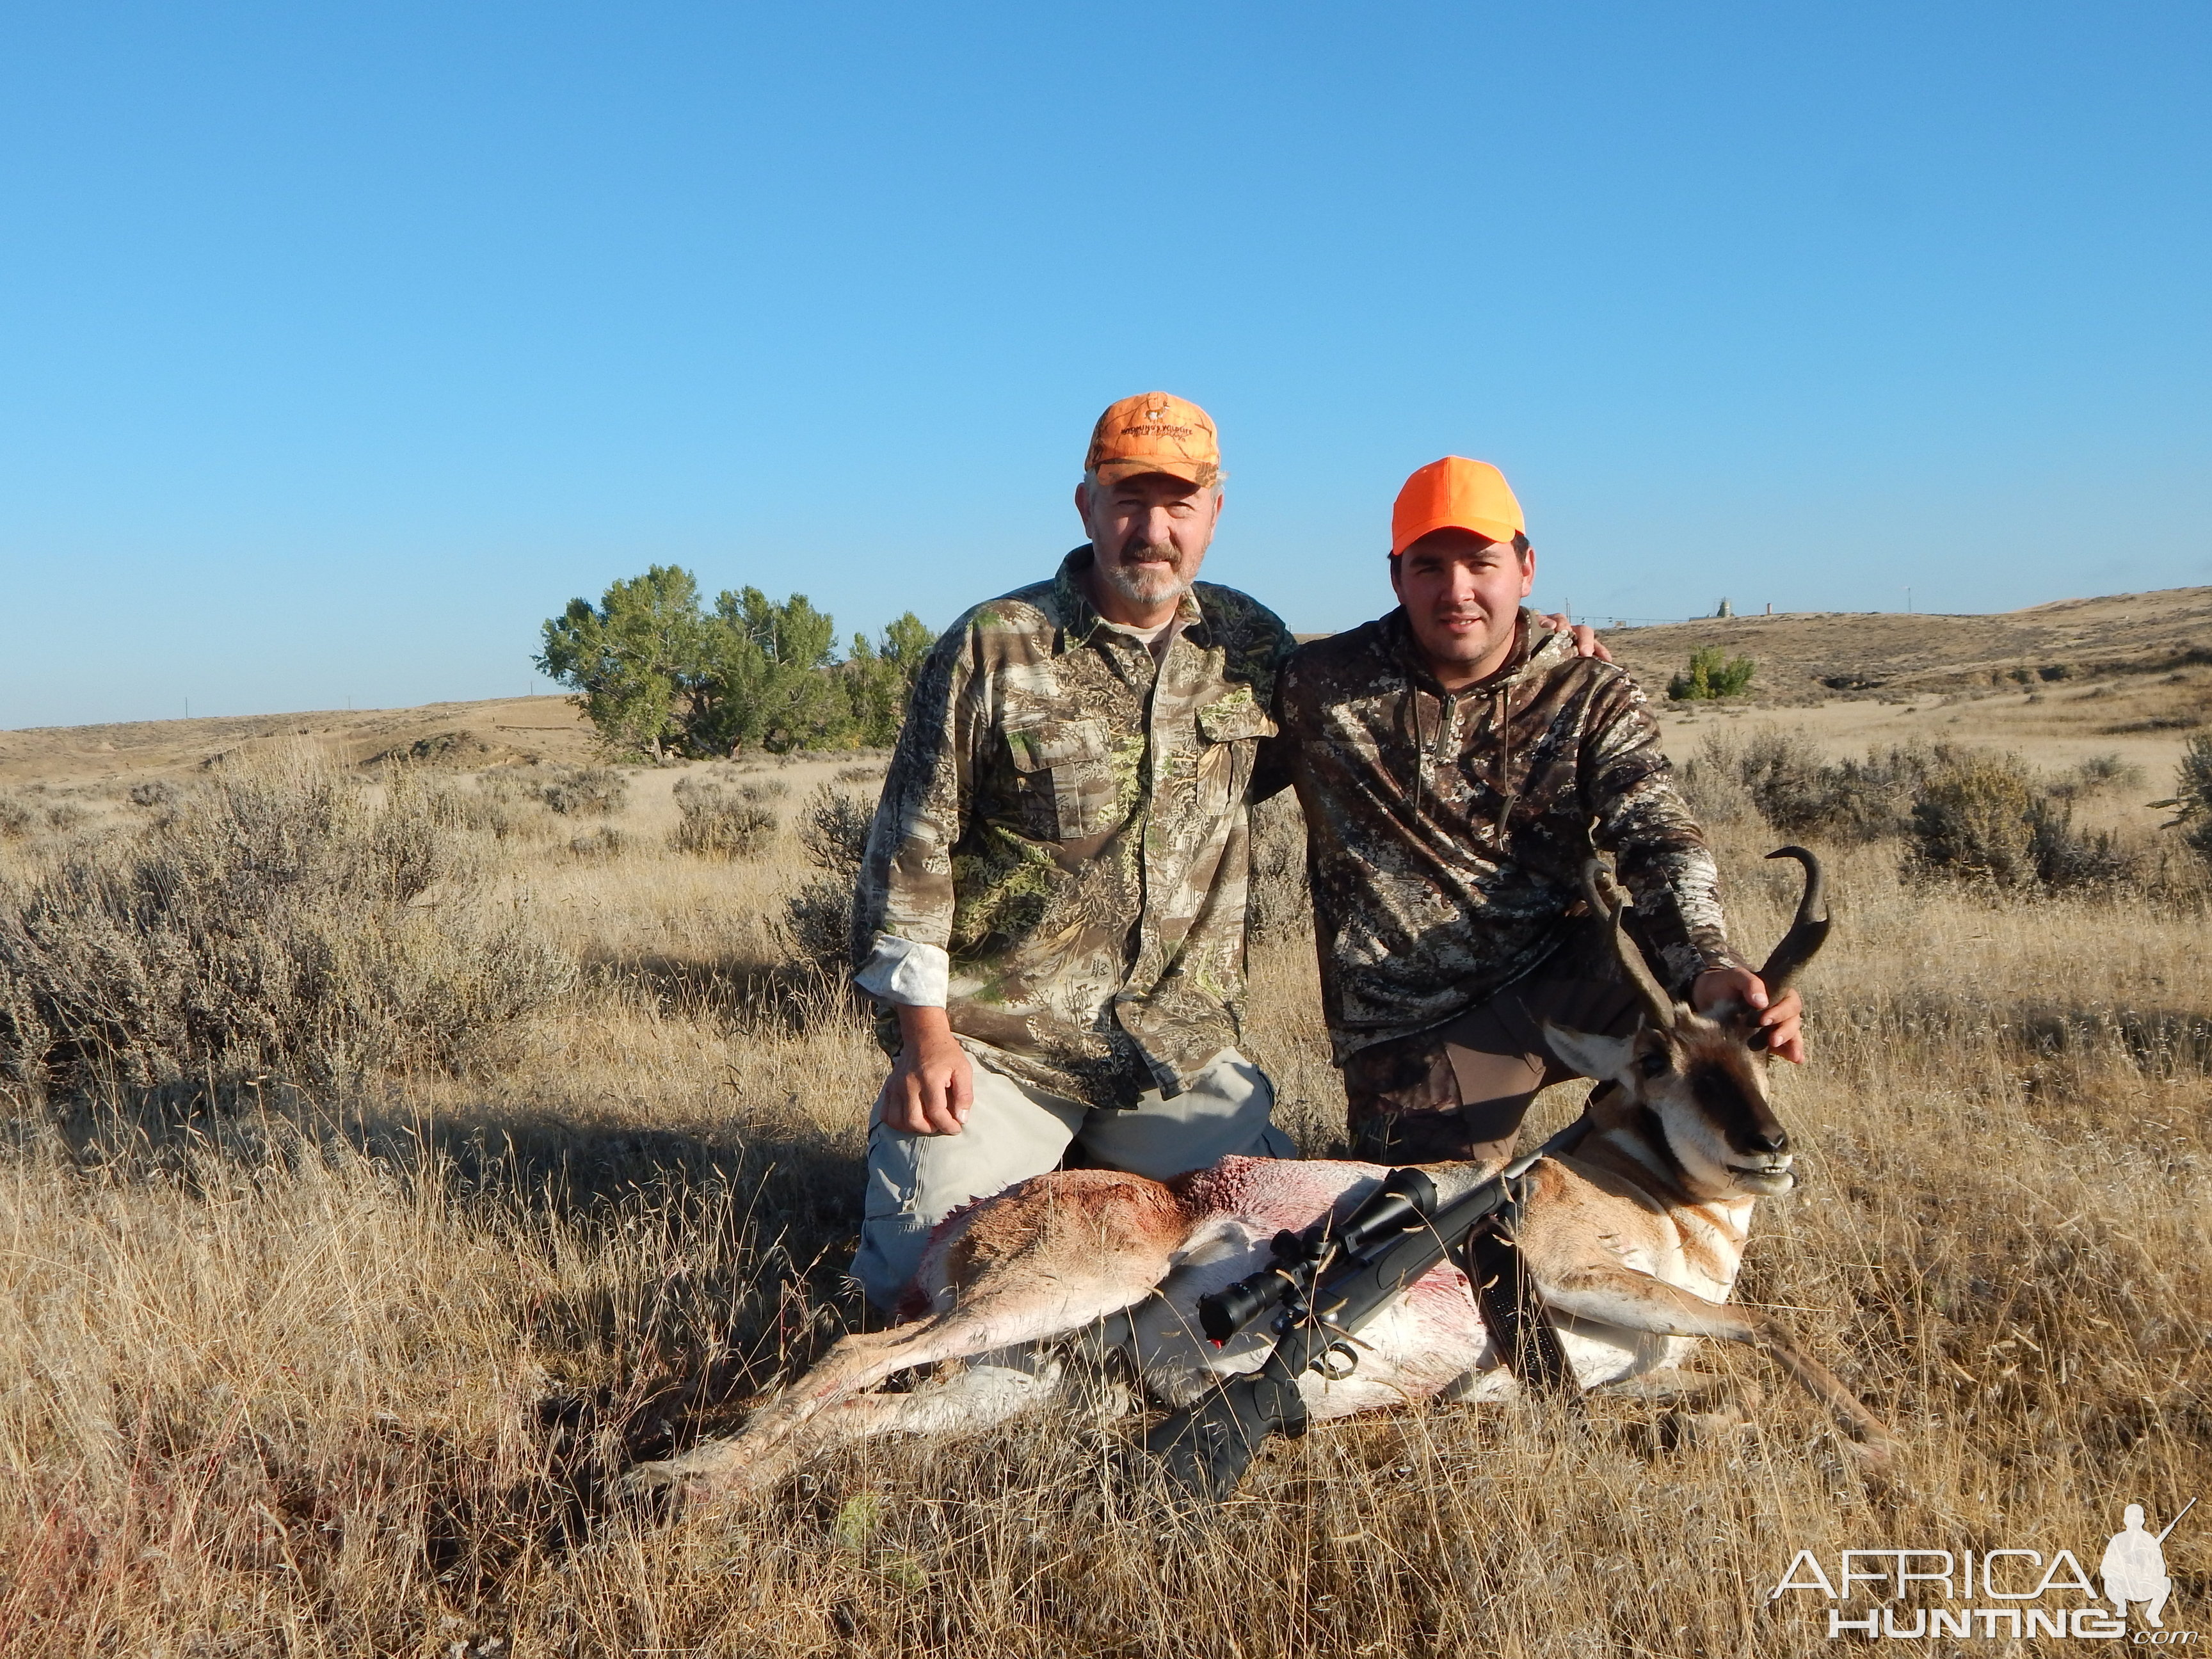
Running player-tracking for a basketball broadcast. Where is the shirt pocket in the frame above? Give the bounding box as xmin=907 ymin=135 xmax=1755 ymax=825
xmin=1191 ymin=694 xmax=1278 ymax=815
xmin=1006 ymin=716 xmax=1117 ymax=840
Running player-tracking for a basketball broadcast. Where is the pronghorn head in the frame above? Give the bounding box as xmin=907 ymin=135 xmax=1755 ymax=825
xmin=1544 ymin=848 xmax=1831 ymax=1201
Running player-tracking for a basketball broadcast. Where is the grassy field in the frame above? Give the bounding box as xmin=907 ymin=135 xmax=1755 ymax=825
xmin=2 ymin=674 xmax=2208 ymax=1656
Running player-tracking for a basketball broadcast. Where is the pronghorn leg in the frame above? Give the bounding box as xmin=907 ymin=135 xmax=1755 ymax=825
xmin=621 ymin=1172 xmax=1192 ymax=1506
xmin=1596 ymin=1369 xmax=1765 ymax=1447
xmin=664 ymin=1347 xmax=1096 ymax=1498
xmin=1537 ymin=1262 xmax=1896 ymax=1468
xmin=1595 ymin=1369 xmax=1764 ymax=1413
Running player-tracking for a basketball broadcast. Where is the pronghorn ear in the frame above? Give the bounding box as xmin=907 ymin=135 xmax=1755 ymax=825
xmin=1542 ymin=1022 xmax=1637 ymax=1087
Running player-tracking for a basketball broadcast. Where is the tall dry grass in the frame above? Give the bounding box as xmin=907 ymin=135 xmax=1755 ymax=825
xmin=1 ymin=742 xmax=2206 ymax=1656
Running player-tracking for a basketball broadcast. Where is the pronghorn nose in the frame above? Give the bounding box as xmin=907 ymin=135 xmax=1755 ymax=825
xmin=1747 ymin=1126 xmax=1790 ymax=1156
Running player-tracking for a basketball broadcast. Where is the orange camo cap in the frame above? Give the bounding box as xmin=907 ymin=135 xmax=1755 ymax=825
xmin=1391 ymin=456 xmax=1525 ymax=556
xmin=1085 ymin=392 xmax=1221 ymax=489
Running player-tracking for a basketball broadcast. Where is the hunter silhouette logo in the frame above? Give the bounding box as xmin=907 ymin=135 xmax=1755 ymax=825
xmin=2104 ymin=1500 xmax=2191 ymax=1631
xmin=1766 ymin=1497 xmax=2195 ymax=1641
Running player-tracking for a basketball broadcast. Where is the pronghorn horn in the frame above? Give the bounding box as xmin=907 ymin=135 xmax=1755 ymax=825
xmin=1756 ymin=846 xmax=1831 ymax=994
xmin=1580 ymin=859 xmax=1679 ymax=1032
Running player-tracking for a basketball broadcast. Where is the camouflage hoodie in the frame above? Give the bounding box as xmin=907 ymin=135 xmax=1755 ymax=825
xmin=851 ymin=549 xmax=1292 ymax=1103
xmin=1278 ymin=607 xmax=1745 ymax=1062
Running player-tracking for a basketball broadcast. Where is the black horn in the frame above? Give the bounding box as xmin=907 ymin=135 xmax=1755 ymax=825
xmin=1756 ymin=846 xmax=1831 ymax=994
xmin=1581 ymin=860 xmax=1679 ymax=1032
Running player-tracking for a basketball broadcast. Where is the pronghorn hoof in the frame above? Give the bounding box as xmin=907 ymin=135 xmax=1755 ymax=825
xmin=1845 ymin=1436 xmax=1900 ymax=1481
xmin=616 ymin=1456 xmax=735 ymax=1515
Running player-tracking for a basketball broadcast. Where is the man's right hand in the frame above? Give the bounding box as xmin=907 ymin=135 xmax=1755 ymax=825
xmin=880 ymin=1004 xmax=974 ymax=1135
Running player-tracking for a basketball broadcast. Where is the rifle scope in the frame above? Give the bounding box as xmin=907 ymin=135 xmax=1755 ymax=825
xmin=1196 ymin=1166 xmax=1440 ymax=1346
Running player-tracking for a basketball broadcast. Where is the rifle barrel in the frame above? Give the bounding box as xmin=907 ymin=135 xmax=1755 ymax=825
xmin=2156 ymin=1495 xmax=2197 ymax=1544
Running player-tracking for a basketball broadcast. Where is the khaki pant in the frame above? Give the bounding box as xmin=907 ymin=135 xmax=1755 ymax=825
xmin=851 ymin=1046 xmax=1292 ymax=1311
xmin=1342 ymin=917 xmax=1640 ymax=1166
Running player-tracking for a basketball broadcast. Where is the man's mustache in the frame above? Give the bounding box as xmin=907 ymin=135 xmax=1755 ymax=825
xmin=1114 ymin=537 xmax=1180 ymax=563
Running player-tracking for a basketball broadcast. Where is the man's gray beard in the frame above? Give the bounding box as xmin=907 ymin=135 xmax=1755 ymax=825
xmin=1096 ymin=545 xmax=1194 ymax=608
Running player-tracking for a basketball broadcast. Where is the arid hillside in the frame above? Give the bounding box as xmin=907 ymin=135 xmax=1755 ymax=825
xmin=0 ymin=694 xmax=600 ymax=789
xmin=8 ymin=583 xmax=2211 ymax=791
xmin=1596 ymin=582 xmax=2212 ymax=701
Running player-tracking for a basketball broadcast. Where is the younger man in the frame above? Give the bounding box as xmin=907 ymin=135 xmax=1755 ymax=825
xmin=1277 ymin=457 xmax=1802 ymax=1165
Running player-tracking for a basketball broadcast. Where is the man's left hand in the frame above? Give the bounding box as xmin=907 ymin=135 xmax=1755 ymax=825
xmin=1537 ymin=613 xmax=1613 ymax=662
xmin=1691 ymin=966 xmax=1804 ymax=1062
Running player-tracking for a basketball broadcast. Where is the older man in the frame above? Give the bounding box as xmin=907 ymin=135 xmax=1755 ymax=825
xmin=846 ymin=393 xmax=1297 ymax=1310
xmin=1278 ymin=456 xmax=1804 ymax=1166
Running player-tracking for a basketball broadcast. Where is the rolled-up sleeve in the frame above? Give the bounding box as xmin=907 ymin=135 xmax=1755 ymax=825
xmin=849 ymin=619 xmax=982 ymax=984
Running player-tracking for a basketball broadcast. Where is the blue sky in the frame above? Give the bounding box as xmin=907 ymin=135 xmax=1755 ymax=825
xmin=3 ymin=2 xmax=2207 ymax=728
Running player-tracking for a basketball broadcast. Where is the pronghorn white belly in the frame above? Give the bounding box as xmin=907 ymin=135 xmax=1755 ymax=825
xmin=1126 ymin=1157 xmax=1496 ymax=1416
xmin=1119 ymin=1156 xmax=1741 ymax=1411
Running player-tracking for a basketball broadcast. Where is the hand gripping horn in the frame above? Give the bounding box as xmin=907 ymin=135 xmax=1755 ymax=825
xmin=1580 ymin=860 xmax=1679 ymax=1033
xmin=1754 ymin=846 xmax=1831 ymax=995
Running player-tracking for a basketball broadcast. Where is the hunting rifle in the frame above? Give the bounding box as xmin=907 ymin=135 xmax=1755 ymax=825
xmin=1145 ymin=1115 xmax=1593 ymax=1500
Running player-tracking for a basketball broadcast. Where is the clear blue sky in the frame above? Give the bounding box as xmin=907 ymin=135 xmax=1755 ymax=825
xmin=4 ymin=2 xmax=2207 ymax=728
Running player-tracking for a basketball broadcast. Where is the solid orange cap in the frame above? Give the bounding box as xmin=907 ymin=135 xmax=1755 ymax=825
xmin=1085 ymin=392 xmax=1221 ymax=489
xmin=1391 ymin=456 xmax=1525 ymax=556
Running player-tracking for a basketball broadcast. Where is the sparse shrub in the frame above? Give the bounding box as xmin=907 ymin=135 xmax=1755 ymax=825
xmin=783 ymin=783 xmax=876 ymax=971
xmin=0 ymin=792 xmax=90 ymax=839
xmin=1906 ymin=753 xmax=2037 ymax=886
xmin=837 ymin=764 xmax=886 ymax=785
xmin=540 ymin=765 xmax=628 ymax=817
xmin=443 ymin=769 xmax=550 ymax=839
xmin=1729 ymin=733 xmax=1948 ymax=842
xmin=2048 ymin=752 xmax=2146 ymax=801
xmin=1893 ymin=749 xmax=2144 ymax=890
xmin=670 ymin=776 xmax=778 ymax=858
xmin=1667 ymin=646 xmax=1756 ymax=701
xmin=567 ymin=825 xmax=627 ymax=860
xmin=796 ymin=784 xmax=870 ymax=883
xmin=1676 ymin=735 xmax=1759 ymax=826
xmin=1694 ymin=733 xmax=2142 ymax=891
xmin=2152 ymin=733 xmax=2212 ymax=867
xmin=783 ymin=876 xmax=856 ymax=973
xmin=127 ymin=780 xmax=178 ymax=809
xmin=2076 ymin=752 xmax=2144 ymax=792
xmin=2025 ymin=801 xmax=2133 ymax=889
xmin=0 ymin=749 xmax=574 ymax=1092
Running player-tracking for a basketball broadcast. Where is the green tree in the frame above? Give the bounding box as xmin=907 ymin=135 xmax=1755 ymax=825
xmin=689 ymin=588 xmax=851 ymax=754
xmin=1668 ymin=645 xmax=1757 ymax=701
xmin=535 ymin=566 xmax=707 ymax=757
xmin=843 ymin=612 xmax=936 ymax=746
xmin=541 ymin=568 xmax=934 ymax=758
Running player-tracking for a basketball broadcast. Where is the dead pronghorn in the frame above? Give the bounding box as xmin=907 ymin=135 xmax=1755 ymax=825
xmin=623 ymin=847 xmax=1895 ymax=1507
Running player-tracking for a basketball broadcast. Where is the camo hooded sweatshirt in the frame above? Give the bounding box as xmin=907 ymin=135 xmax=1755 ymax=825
xmin=1277 ymin=607 xmax=1747 ymax=1062
xmin=850 ymin=548 xmax=1292 ymax=1105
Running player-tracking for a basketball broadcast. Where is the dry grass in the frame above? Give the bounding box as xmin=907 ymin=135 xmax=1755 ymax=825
xmin=1 ymin=733 xmax=2207 ymax=1656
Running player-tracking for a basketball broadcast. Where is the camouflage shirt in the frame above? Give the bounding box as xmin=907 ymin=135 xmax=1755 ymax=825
xmin=851 ymin=549 xmax=1292 ymax=1103
xmin=1278 ymin=608 xmax=1746 ymax=1062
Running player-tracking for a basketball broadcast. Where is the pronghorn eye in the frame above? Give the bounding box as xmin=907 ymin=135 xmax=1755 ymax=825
xmin=1638 ymin=1050 xmax=1671 ymax=1078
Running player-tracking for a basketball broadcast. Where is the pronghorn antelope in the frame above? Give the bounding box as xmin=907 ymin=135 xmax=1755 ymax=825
xmin=623 ymin=847 xmax=1894 ymax=1506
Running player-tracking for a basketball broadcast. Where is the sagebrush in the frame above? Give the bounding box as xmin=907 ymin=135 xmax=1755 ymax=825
xmin=0 ymin=751 xmax=573 ymax=1091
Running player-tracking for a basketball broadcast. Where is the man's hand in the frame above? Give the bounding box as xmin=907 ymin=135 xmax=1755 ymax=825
xmin=1536 ymin=612 xmax=1614 ymax=663
xmin=879 ymin=1004 xmax=974 ymax=1135
xmin=1691 ymin=966 xmax=1805 ymax=1063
